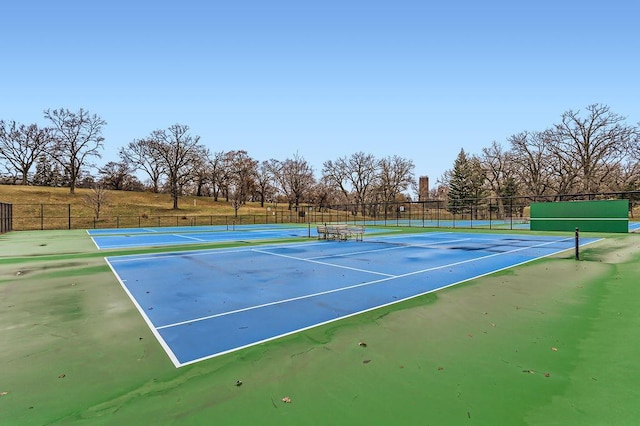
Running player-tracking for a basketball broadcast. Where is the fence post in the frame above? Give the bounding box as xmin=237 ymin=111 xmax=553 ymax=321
xmin=489 ymin=199 xmax=493 ymax=229
xmin=68 ymin=204 xmax=71 ymax=230
xmin=510 ymin=198 xmax=513 ymax=230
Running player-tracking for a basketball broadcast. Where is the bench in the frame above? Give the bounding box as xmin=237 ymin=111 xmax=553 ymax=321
xmin=317 ymin=224 xmax=365 ymax=241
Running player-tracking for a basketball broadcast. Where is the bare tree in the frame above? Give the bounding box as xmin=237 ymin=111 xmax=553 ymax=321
xmin=509 ymin=131 xmax=554 ymax=196
xmin=146 ymin=124 xmax=205 ymax=209
xmin=0 ymin=120 xmax=54 ymax=185
xmin=377 ymin=155 xmax=416 ymax=203
xmin=322 ymin=152 xmax=379 ymax=215
xmin=225 ymin=150 xmax=258 ymax=216
xmin=84 ymin=184 xmax=110 ymax=220
xmin=550 ymin=104 xmax=638 ymax=193
xmin=320 ymin=158 xmax=351 ymax=202
xmin=254 ymin=160 xmax=276 ymax=207
xmin=119 ymin=138 xmax=164 ymax=193
xmin=191 ymin=148 xmax=211 ymax=197
xmin=480 ymin=141 xmax=518 ymax=215
xmin=98 ymin=160 xmax=142 ymax=191
xmin=209 ymin=151 xmax=227 ymax=201
xmin=269 ymin=153 xmax=315 ymax=211
xmin=44 ymin=108 xmax=105 ymax=194
xmin=309 ymin=180 xmax=341 ymax=210
xmin=481 ymin=141 xmax=509 ymax=196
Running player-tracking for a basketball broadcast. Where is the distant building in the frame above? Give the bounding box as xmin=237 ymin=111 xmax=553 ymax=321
xmin=418 ymin=176 xmax=429 ymax=201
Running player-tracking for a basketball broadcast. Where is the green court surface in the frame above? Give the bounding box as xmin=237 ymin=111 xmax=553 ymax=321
xmin=2 ymin=228 xmax=640 ymax=425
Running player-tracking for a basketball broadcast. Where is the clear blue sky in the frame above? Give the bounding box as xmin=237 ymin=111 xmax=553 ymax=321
xmin=1 ymin=0 xmax=638 ymax=186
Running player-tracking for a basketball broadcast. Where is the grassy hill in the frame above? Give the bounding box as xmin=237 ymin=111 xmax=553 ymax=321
xmin=0 ymin=185 xmax=285 ymax=230
xmin=0 ymin=184 xmax=270 ymax=215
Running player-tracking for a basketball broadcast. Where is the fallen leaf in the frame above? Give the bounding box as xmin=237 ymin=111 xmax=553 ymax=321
xmin=544 ymin=373 xmax=551 ymax=378
xmin=0 ymin=391 xmax=8 ymax=396
xmin=58 ymin=374 xmax=66 ymax=378
xmin=282 ymin=396 xmax=291 ymax=403
xmin=437 ymin=367 xmax=444 ymax=371
xmin=236 ymin=380 xmax=243 ymax=387
xmin=358 ymin=342 xmax=367 ymax=347
xmin=362 ymin=359 xmax=371 ymax=364
xmin=551 ymin=347 xmax=558 ymax=352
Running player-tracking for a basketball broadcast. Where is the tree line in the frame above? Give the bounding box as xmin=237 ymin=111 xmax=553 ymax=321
xmin=2 ymin=104 xmax=638 ymax=214
xmin=441 ymin=104 xmax=640 ymax=214
xmin=0 ymin=109 xmax=416 ymax=212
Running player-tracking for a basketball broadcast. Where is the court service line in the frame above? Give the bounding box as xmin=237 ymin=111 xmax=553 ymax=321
xmin=250 ymin=248 xmax=395 ymax=277
xmin=306 ymin=238 xmax=472 ymax=260
xmin=155 ymin=236 xmax=575 ymax=331
xmin=107 ymin=241 xmax=318 ymax=263
xmin=173 ymin=234 xmax=207 ymax=242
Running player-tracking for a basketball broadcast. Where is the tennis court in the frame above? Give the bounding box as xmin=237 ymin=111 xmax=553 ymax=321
xmin=89 ymin=224 xmax=317 ymax=249
xmin=89 ymin=223 xmax=391 ymax=249
xmin=106 ymin=231 xmax=599 ymax=367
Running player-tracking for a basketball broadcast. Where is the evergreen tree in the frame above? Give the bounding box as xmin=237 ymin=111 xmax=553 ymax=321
xmin=32 ymin=155 xmax=53 ymax=186
xmin=447 ymin=149 xmax=487 ymax=216
xmin=447 ymin=149 xmax=473 ymax=214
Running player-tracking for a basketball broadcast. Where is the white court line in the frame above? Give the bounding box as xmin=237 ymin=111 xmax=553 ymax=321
xmin=307 ymin=238 xmax=472 ymax=260
xmin=173 ymin=233 xmax=207 ymax=242
xmin=156 ymin=236 xmax=580 ymax=331
xmin=89 ymin=236 xmax=101 ymax=250
xmin=106 ymin=241 xmax=311 ymax=263
xmin=250 ymin=248 xmax=395 ymax=277
xmin=105 ymin=258 xmax=181 ymax=368
xmin=178 ymin=236 xmax=603 ymax=367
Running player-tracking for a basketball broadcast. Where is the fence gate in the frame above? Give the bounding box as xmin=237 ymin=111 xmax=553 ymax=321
xmin=0 ymin=202 xmax=12 ymax=233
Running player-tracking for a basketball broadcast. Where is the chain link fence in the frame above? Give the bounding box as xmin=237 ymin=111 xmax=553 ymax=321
xmin=6 ymin=191 xmax=640 ymax=231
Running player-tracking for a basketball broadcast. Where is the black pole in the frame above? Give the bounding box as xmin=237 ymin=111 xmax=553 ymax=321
xmin=575 ymin=227 xmax=580 ymax=260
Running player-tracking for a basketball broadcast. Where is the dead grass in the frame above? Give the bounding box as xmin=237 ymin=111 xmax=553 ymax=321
xmin=0 ymin=184 xmax=272 ymax=217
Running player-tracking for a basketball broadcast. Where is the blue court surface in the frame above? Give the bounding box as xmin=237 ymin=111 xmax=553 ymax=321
xmin=89 ymin=224 xmax=392 ymax=250
xmin=90 ymin=224 xmax=321 ymax=249
xmin=106 ymin=232 xmax=600 ymax=367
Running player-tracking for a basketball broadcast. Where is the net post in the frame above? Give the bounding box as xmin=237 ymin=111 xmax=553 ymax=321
xmin=575 ymin=227 xmax=580 ymax=260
